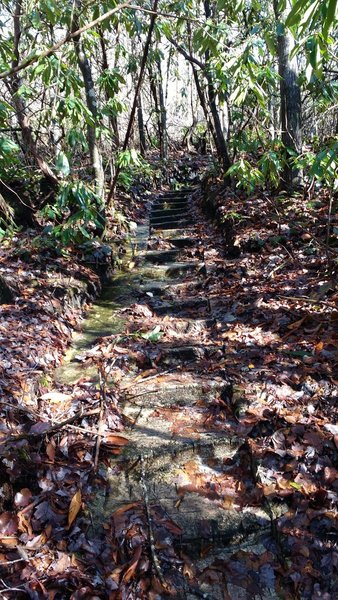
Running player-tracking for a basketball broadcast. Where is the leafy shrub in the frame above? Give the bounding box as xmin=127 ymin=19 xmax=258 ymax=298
xmin=40 ymin=181 xmax=105 ymax=246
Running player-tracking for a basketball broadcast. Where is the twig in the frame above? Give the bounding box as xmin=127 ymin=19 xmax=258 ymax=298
xmin=267 ymin=259 xmax=290 ymax=279
xmin=122 ymin=361 xmax=195 ymax=389
xmin=278 ymin=295 xmax=336 ymax=309
xmin=94 ymin=363 xmax=107 ymax=471
xmin=5 ymin=408 xmax=101 ymax=443
xmin=140 ymin=455 xmax=169 ymax=591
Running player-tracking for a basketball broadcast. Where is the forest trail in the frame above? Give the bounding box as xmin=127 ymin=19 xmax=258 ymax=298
xmin=1 ymin=177 xmax=336 ymax=599
xmin=55 ymin=187 xmax=289 ymax=598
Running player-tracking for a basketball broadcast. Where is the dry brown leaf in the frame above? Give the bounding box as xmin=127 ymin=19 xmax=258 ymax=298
xmin=123 ymin=545 xmax=142 ymax=582
xmin=67 ymin=489 xmax=82 ymax=529
xmin=103 ymin=434 xmax=129 ymax=446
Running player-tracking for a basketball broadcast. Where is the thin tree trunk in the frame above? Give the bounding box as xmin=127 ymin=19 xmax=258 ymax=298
xmin=150 ymin=73 xmax=161 ymax=146
xmin=156 ymin=56 xmax=168 ymax=160
xmin=73 ymin=3 xmax=104 ymax=197
xmin=191 ymin=66 xmax=216 ymax=148
xmin=136 ymin=95 xmax=147 ymax=156
xmin=107 ymin=0 xmax=159 ymax=204
xmin=273 ymin=0 xmax=302 ymax=188
xmin=10 ymin=0 xmax=58 ymax=188
xmin=204 ymin=0 xmax=231 ymax=172
xmin=98 ymin=28 xmax=120 ymax=149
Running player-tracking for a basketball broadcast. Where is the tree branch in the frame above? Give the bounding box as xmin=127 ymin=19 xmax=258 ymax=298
xmin=167 ymin=37 xmax=205 ymax=70
xmin=0 ymin=1 xmax=132 ymax=80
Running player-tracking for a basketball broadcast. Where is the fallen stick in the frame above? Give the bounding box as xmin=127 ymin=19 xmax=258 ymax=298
xmin=278 ymin=295 xmax=336 ymax=309
xmin=5 ymin=408 xmax=100 ymax=442
xmin=140 ymin=455 xmax=169 ymax=592
xmin=94 ymin=365 xmax=107 ymax=471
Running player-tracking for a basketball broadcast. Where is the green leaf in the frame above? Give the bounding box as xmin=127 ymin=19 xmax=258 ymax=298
xmin=323 ymin=0 xmax=337 ymax=38
xmin=141 ymin=326 xmax=164 ymax=342
xmin=290 ymin=481 xmax=303 ymax=490
xmin=55 ymin=152 xmax=70 ymax=177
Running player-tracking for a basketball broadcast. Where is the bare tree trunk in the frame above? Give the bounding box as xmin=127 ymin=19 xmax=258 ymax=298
xmin=73 ymin=3 xmax=104 ymax=197
xmin=204 ymin=0 xmax=231 ymax=172
xmin=9 ymin=0 xmax=58 ymax=188
xmin=107 ymin=0 xmax=159 ymax=205
xmin=191 ymin=66 xmax=216 ymax=147
xmin=150 ymin=73 xmax=161 ymax=146
xmin=273 ymin=0 xmax=302 ymax=189
xmin=136 ymin=95 xmax=147 ymax=156
xmin=156 ymin=56 xmax=168 ymax=160
xmin=98 ymin=27 xmax=120 ymax=149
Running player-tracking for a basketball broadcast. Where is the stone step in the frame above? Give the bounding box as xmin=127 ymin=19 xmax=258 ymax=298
xmin=144 ymin=249 xmax=181 ymax=264
xmin=159 ymin=189 xmax=193 ymax=197
xmin=150 ymin=213 xmax=190 ymax=225
xmin=91 ymin=429 xmax=269 ymax=561
xmin=150 ymin=219 xmax=193 ymax=231
xmin=153 ymin=200 xmax=189 ymax=211
xmin=170 ymin=237 xmax=197 ymax=248
xmin=151 ymin=207 xmax=188 ymax=219
xmin=147 ymin=297 xmax=210 ymax=316
xmin=121 ymin=373 xmax=228 ymax=406
xmin=150 ymin=228 xmax=194 ymax=240
xmin=141 ymin=262 xmax=203 ymax=279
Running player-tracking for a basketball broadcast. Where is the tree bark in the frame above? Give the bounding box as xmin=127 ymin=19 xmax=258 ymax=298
xmin=156 ymin=56 xmax=168 ymax=160
xmin=107 ymin=0 xmax=159 ymax=204
xmin=73 ymin=3 xmax=104 ymax=197
xmin=9 ymin=0 xmax=58 ymax=188
xmin=273 ymin=0 xmax=302 ymax=188
xmin=203 ymin=0 xmax=231 ymax=172
xmin=136 ymin=95 xmax=147 ymax=156
xmin=98 ymin=28 xmax=120 ymax=149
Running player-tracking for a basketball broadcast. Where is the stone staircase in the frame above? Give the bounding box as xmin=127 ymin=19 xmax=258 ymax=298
xmin=86 ymin=189 xmax=278 ymax=598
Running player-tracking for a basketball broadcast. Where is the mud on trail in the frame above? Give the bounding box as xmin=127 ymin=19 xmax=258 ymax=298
xmin=0 ymin=184 xmax=337 ymax=599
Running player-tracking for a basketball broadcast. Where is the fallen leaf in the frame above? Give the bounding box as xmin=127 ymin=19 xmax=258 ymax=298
xmin=67 ymin=489 xmax=82 ymax=529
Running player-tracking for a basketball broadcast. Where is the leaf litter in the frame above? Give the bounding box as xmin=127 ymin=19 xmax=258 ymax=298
xmin=0 ymin=181 xmax=337 ymax=598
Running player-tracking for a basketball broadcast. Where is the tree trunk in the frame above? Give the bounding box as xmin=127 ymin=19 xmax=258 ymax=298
xmin=98 ymin=28 xmax=120 ymax=149
xmin=136 ymin=95 xmax=147 ymax=156
xmin=150 ymin=74 xmax=162 ymax=152
xmin=10 ymin=0 xmax=58 ymax=188
xmin=106 ymin=0 xmax=159 ymax=205
xmin=203 ymin=0 xmax=231 ymax=172
xmin=274 ymin=0 xmax=302 ymax=188
xmin=156 ymin=57 xmax=168 ymax=160
xmin=73 ymin=4 xmax=104 ymax=197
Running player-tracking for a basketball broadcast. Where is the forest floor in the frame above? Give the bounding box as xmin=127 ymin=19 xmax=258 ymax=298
xmin=0 ymin=166 xmax=337 ymax=599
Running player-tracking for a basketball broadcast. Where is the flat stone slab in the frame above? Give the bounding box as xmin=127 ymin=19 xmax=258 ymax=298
xmin=141 ymin=261 xmax=203 ymax=279
xmin=147 ymin=297 xmax=210 ymax=316
xmin=151 ymin=207 xmax=188 ymax=218
xmin=150 ymin=214 xmax=191 ymax=225
xmin=150 ymin=219 xmax=193 ymax=231
xmin=121 ymin=372 xmax=229 ymax=405
xmin=143 ymin=249 xmax=181 ymax=264
xmin=152 ymin=201 xmax=189 ymax=211
xmin=170 ymin=237 xmax=197 ymax=248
